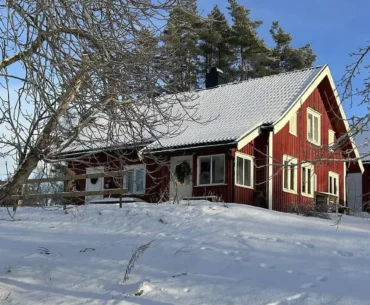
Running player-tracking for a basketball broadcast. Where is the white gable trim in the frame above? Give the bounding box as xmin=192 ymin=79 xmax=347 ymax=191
xmin=237 ymin=126 xmax=261 ymax=150
xmin=273 ymin=65 xmax=364 ymax=173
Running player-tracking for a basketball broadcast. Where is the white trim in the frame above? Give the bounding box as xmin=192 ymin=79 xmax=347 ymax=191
xmin=307 ymin=107 xmax=321 ymax=146
xmin=197 ymin=154 xmax=225 ymax=186
xmin=268 ymin=132 xmax=273 ymax=210
xmin=272 ymin=66 xmax=364 ymax=173
xmin=301 ymin=162 xmax=315 ymax=198
xmin=282 ymin=155 xmax=298 ymax=194
xmin=274 ymin=66 xmax=326 ymax=134
xmin=289 ymin=112 xmax=297 ymax=136
xmin=124 ymin=164 xmax=146 ymax=194
xmin=235 ymin=152 xmax=254 ymax=189
xmin=325 ymin=68 xmax=364 ymax=173
xmin=237 ymin=126 xmax=261 ymax=150
xmin=328 ymin=171 xmax=339 ymax=196
xmin=328 ymin=129 xmax=335 ymax=151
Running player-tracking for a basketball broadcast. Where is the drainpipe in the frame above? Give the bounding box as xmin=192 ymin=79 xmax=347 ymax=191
xmin=260 ymin=123 xmax=274 ymax=210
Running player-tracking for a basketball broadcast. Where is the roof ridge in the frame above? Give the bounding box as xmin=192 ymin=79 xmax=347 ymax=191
xmin=192 ymin=65 xmax=326 ymax=94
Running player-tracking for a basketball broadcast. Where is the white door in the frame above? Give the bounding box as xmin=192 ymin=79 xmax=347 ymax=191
xmin=170 ymin=156 xmax=193 ymax=201
xmin=85 ymin=166 xmax=104 ymax=203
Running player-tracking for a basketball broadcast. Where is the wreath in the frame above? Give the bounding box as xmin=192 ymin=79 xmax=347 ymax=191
xmin=174 ymin=161 xmax=191 ymax=184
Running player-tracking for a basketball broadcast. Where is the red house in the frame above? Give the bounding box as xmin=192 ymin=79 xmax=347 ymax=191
xmin=65 ymin=65 xmax=364 ymax=212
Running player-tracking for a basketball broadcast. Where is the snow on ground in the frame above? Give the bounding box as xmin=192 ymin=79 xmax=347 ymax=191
xmin=1 ymin=201 xmax=370 ymax=305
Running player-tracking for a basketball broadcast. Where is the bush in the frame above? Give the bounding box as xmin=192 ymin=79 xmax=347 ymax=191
xmin=289 ymin=200 xmax=330 ymax=219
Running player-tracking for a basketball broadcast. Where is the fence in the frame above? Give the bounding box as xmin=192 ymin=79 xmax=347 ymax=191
xmin=0 ymin=170 xmax=127 ymax=207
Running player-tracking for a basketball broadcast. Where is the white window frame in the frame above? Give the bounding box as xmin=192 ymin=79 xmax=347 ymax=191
xmin=197 ymin=154 xmax=225 ymax=186
xmin=328 ymin=171 xmax=339 ymax=196
xmin=124 ymin=164 xmax=146 ymax=194
xmin=301 ymin=162 xmax=315 ymax=198
xmin=235 ymin=152 xmax=254 ymax=189
xmin=307 ymin=108 xmax=321 ymax=146
xmin=289 ymin=112 xmax=297 ymax=136
xmin=328 ymin=130 xmax=335 ymax=151
xmin=282 ymin=155 xmax=298 ymax=194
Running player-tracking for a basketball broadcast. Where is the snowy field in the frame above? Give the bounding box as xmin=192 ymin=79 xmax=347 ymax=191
xmin=1 ymin=201 xmax=370 ymax=305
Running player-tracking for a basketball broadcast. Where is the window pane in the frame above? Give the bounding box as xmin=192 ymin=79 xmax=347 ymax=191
xmin=329 ymin=176 xmax=332 ymax=194
xmin=284 ymin=161 xmax=289 ymax=189
xmin=314 ymin=116 xmax=319 ymax=143
xmin=290 ymin=164 xmax=295 ymax=190
xmin=136 ymin=169 xmax=144 ymax=192
xmin=127 ymin=171 xmax=134 ymax=193
xmin=308 ymin=114 xmax=313 ymax=140
xmin=244 ymin=159 xmax=251 ymax=186
xmin=334 ymin=178 xmax=337 ymax=195
xmin=199 ymin=157 xmax=211 ymax=185
xmin=236 ymin=157 xmax=243 ymax=185
xmin=307 ymin=168 xmax=312 ymax=194
xmin=212 ymin=155 xmax=225 ymax=184
xmin=302 ymin=167 xmax=306 ymax=193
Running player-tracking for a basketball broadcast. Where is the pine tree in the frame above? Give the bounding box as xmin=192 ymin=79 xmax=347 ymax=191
xmin=268 ymin=21 xmax=316 ymax=74
xmin=227 ymin=0 xmax=268 ymax=81
xmin=198 ymin=5 xmax=235 ymax=84
xmin=161 ymin=0 xmax=201 ymax=92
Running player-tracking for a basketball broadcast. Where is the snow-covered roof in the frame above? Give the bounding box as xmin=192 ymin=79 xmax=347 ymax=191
xmin=62 ymin=66 xmax=325 ymax=154
xmin=147 ymin=65 xmax=325 ymax=150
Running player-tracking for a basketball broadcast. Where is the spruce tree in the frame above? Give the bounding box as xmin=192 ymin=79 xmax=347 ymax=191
xmin=161 ymin=0 xmax=200 ymax=92
xmin=268 ymin=21 xmax=316 ymax=74
xmin=198 ymin=5 xmax=235 ymax=84
xmin=227 ymin=0 xmax=268 ymax=81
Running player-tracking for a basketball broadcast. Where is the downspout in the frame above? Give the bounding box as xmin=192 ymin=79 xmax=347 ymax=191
xmin=260 ymin=123 xmax=274 ymax=210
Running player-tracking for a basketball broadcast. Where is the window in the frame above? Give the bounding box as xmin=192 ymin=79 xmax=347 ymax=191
xmin=235 ymin=153 xmax=254 ymax=189
xmin=328 ymin=172 xmax=339 ymax=196
xmin=124 ymin=165 xmax=145 ymax=194
xmin=289 ymin=112 xmax=297 ymax=136
xmin=328 ymin=130 xmax=335 ymax=151
xmin=307 ymin=108 xmax=321 ymax=145
xmin=198 ymin=155 xmax=225 ymax=185
xmin=301 ymin=162 xmax=314 ymax=197
xmin=283 ymin=155 xmax=298 ymax=194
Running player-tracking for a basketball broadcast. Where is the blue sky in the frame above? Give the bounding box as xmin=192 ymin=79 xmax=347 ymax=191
xmin=198 ymin=0 xmax=370 ymax=126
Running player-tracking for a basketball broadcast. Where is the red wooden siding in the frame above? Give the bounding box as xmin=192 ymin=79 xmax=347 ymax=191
xmin=192 ymin=149 xmax=234 ymax=202
xmin=233 ymin=133 xmax=269 ymax=206
xmin=272 ymin=87 xmax=345 ymax=212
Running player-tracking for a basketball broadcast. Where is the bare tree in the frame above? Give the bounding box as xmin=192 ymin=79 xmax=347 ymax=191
xmin=0 ymin=0 xmax=201 ymax=203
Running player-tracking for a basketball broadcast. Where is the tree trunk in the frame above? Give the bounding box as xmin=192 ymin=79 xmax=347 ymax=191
xmin=0 ymin=66 xmax=89 ymax=204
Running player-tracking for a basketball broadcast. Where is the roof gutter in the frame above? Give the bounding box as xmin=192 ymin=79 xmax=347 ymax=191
xmin=141 ymin=141 xmax=237 ymax=155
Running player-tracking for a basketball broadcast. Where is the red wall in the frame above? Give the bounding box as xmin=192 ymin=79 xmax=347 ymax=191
xmin=272 ymin=87 xmax=345 ymax=212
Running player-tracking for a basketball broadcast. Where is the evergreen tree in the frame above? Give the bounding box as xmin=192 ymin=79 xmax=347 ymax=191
xmin=268 ymin=21 xmax=316 ymax=74
xmin=198 ymin=5 xmax=235 ymax=83
xmin=161 ymin=0 xmax=201 ymax=92
xmin=227 ymin=0 xmax=268 ymax=81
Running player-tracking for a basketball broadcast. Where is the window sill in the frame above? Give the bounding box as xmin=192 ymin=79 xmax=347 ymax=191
xmin=302 ymin=193 xmax=314 ymax=199
xmin=307 ymin=139 xmax=321 ymax=147
xmin=283 ymin=188 xmax=298 ymax=195
xmin=235 ymin=183 xmax=254 ymax=190
xmin=195 ymin=183 xmax=227 ymax=187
